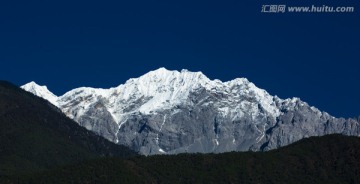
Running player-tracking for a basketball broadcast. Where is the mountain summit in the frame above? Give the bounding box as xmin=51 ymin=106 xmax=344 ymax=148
xmin=21 ymin=81 xmax=58 ymax=105
xmin=21 ymin=68 xmax=360 ymax=155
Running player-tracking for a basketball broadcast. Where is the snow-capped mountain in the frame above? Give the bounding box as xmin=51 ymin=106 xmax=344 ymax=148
xmin=21 ymin=68 xmax=360 ymax=155
xmin=21 ymin=81 xmax=58 ymax=105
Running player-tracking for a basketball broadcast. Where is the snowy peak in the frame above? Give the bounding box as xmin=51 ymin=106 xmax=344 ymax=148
xmin=21 ymin=81 xmax=58 ymax=106
xmin=132 ymin=67 xmax=210 ymax=91
xmin=112 ymin=68 xmax=209 ymax=114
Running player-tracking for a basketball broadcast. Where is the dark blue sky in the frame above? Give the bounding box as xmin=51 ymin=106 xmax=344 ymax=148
xmin=0 ymin=0 xmax=359 ymax=118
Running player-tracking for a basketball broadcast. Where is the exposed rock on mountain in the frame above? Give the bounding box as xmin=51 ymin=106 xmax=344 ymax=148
xmin=21 ymin=68 xmax=360 ymax=155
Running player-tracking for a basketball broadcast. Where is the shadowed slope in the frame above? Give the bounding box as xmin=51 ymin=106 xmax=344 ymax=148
xmin=0 ymin=81 xmax=137 ymax=176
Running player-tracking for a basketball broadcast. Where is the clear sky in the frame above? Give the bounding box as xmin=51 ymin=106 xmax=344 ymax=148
xmin=0 ymin=1 xmax=359 ymax=118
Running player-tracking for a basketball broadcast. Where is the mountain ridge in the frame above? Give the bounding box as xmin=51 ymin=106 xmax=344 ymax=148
xmin=21 ymin=68 xmax=360 ymax=155
xmin=6 ymin=134 xmax=360 ymax=184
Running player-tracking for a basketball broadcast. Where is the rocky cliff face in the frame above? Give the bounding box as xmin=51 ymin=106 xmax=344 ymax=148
xmin=21 ymin=68 xmax=360 ymax=155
